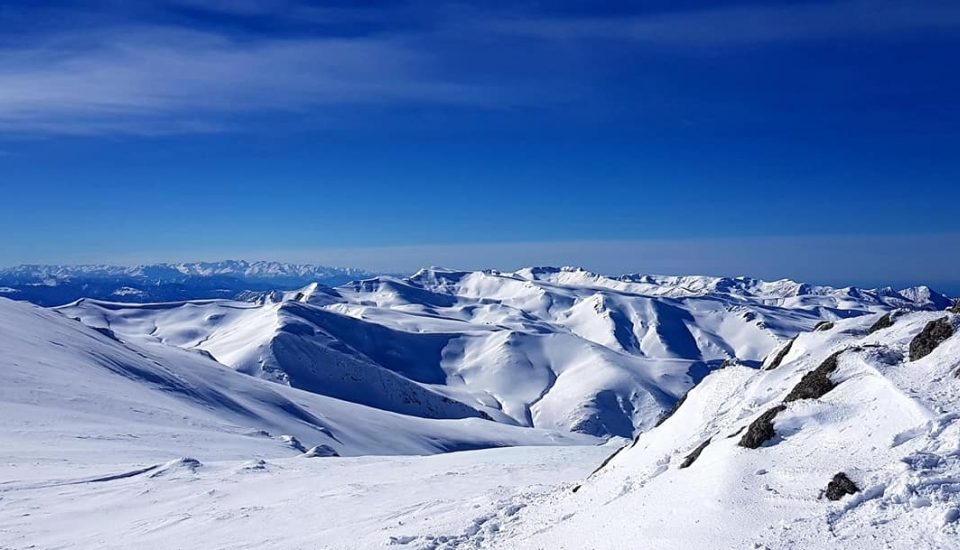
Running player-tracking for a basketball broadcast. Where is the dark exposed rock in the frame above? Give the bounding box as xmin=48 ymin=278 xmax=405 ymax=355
xmin=824 ymin=472 xmax=859 ymax=501
xmin=814 ymin=320 xmax=834 ymax=332
xmin=738 ymin=405 xmax=787 ymax=449
xmin=679 ymin=438 xmax=711 ymax=469
xmin=654 ymin=392 xmax=689 ymax=428
xmin=909 ymin=317 xmax=955 ymax=361
xmin=868 ymin=313 xmax=895 ymax=335
xmin=950 ymin=299 xmax=960 ymax=314
xmin=784 ymin=350 xmax=843 ymax=402
xmin=764 ymin=339 xmax=795 ymax=371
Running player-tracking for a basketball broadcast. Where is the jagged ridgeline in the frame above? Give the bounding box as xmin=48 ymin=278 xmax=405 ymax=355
xmin=55 ymin=267 xmax=950 ymax=440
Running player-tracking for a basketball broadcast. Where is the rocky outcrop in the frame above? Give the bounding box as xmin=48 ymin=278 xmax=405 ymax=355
xmin=764 ymin=339 xmax=795 ymax=371
xmin=824 ymin=472 xmax=859 ymax=501
xmin=814 ymin=321 xmax=834 ymax=332
xmin=738 ymin=405 xmax=787 ymax=449
xmin=784 ymin=350 xmax=843 ymax=402
xmin=909 ymin=317 xmax=954 ymax=361
xmin=868 ymin=313 xmax=895 ymax=335
xmin=950 ymin=299 xmax=960 ymax=314
xmin=679 ymin=438 xmax=711 ymax=469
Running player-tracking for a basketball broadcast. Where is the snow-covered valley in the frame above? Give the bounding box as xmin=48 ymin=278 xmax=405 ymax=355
xmin=1 ymin=267 xmax=958 ymax=549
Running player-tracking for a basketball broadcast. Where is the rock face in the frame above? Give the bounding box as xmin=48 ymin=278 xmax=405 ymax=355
xmin=784 ymin=350 xmax=842 ymax=402
xmin=764 ymin=339 xmax=795 ymax=371
xmin=814 ymin=321 xmax=834 ymax=332
xmin=738 ymin=405 xmax=787 ymax=449
xmin=909 ymin=317 xmax=955 ymax=361
xmin=824 ymin=472 xmax=859 ymax=501
xmin=868 ymin=313 xmax=895 ymax=334
xmin=950 ymin=299 xmax=960 ymax=314
xmin=679 ymin=438 xmax=711 ymax=469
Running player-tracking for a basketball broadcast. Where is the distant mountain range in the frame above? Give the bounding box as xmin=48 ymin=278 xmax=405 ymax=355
xmin=57 ymin=266 xmax=954 ymax=439
xmin=0 ymin=260 xmax=379 ymax=306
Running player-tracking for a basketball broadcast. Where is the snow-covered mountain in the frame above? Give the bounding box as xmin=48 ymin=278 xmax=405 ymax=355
xmin=0 ymin=260 xmax=377 ymax=306
xmin=59 ymin=266 xmax=952 ymax=439
xmin=2 ymin=284 xmax=958 ymax=549
xmin=0 ymin=296 xmax=591 ymax=463
xmin=474 ymin=307 xmax=960 ymax=549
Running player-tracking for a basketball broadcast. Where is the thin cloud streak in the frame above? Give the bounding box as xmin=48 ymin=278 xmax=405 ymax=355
xmin=3 ymin=1 xmax=959 ymax=135
xmin=0 ymin=27 xmax=499 ymax=135
xmin=490 ymin=0 xmax=960 ymax=47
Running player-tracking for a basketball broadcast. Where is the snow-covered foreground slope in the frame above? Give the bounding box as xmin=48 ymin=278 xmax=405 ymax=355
xmin=59 ymin=266 xmax=949 ymax=439
xmin=0 ymin=443 xmax=613 ymax=550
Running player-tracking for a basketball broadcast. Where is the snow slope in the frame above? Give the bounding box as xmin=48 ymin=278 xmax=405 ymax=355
xmin=60 ymin=266 xmax=950 ymax=439
xmin=0 ymin=297 xmax=593 ymax=466
xmin=451 ymin=308 xmax=960 ymax=549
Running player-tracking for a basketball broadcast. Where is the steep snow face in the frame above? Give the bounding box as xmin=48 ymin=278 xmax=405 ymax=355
xmin=476 ymin=309 xmax=960 ymax=549
xmin=58 ymin=267 xmax=946 ymax=439
xmin=0 ymin=297 xmax=594 ymax=465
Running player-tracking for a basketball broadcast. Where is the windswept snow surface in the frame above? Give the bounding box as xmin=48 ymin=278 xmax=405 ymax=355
xmin=60 ymin=266 xmax=948 ymax=439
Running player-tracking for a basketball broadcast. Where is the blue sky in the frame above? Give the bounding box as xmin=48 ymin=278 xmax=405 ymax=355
xmin=1 ymin=1 xmax=959 ymax=289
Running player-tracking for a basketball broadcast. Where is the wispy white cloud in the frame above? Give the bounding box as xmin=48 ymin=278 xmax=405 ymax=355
xmin=0 ymin=26 xmax=498 ymax=135
xmin=3 ymin=1 xmax=959 ymax=135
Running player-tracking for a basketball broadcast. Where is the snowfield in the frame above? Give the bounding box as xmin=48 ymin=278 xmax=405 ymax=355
xmin=0 ymin=267 xmax=958 ymax=549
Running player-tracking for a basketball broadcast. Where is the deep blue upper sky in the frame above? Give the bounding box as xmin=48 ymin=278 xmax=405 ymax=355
xmin=1 ymin=1 xmax=958 ymax=289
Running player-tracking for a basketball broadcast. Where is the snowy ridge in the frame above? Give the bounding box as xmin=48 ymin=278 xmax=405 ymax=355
xmin=0 ymin=297 xmax=592 ymax=464
xmin=461 ymin=308 xmax=960 ymax=548
xmin=59 ymin=266 xmax=949 ymax=440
